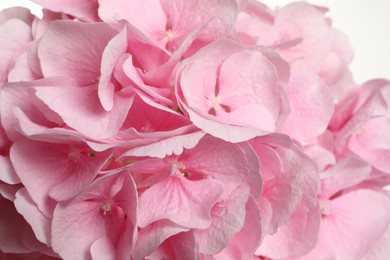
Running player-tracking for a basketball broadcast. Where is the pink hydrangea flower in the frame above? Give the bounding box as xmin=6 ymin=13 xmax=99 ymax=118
xmin=176 ymin=39 xmax=290 ymax=142
xmin=0 ymin=1 xmax=389 ymax=259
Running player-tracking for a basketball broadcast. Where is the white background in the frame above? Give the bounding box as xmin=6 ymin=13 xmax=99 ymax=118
xmin=1 ymin=0 xmax=389 ymax=83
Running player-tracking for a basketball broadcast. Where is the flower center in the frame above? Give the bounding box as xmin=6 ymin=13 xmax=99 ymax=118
xmin=166 ymin=29 xmax=176 ymax=41
xmin=319 ymin=199 xmax=331 ymax=216
xmin=168 ymin=161 xmax=187 ymax=177
xmin=101 ymin=199 xmax=114 ymax=216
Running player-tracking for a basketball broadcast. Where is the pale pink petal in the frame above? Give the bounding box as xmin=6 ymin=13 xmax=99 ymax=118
xmin=138 ymin=177 xmax=223 ymax=229
xmin=257 ymin=201 xmax=320 ymax=258
xmin=98 ymin=0 xmax=166 ymax=38
xmin=10 ymin=139 xmax=111 ymax=217
xmin=132 ymin=220 xmax=189 ymax=260
xmin=301 ymin=190 xmax=389 ymax=260
xmin=0 ymin=17 xmax=32 ymax=83
xmin=160 ymin=0 xmax=238 ymax=49
xmin=280 ymin=62 xmax=334 ymax=141
xmin=38 ymin=21 xmax=116 ymax=86
xmin=256 ymin=145 xmax=320 ymax=258
xmin=0 ymin=79 xmax=64 ymax=141
xmin=0 ymin=183 xmax=21 ymax=202
xmin=250 ymin=141 xmax=306 ymax=234
xmin=335 ymin=87 xmax=387 ymax=141
xmin=177 ymin=39 xmax=288 ymax=142
xmin=197 ymin=184 xmax=250 ymax=255
xmin=52 ymin=172 xmax=137 ymax=260
xmin=182 ymin=135 xmax=260 ymax=195
xmin=161 ymin=231 xmax=200 ymax=260
xmin=363 ymin=193 xmax=390 ymax=259
xmin=349 ymin=140 xmax=390 ymax=173
xmin=32 ymin=0 xmax=99 ymax=21
xmin=34 ymin=86 xmax=133 ymax=139
xmin=274 ymin=2 xmax=331 ymax=72
xmin=90 ymin=238 xmax=116 ymax=260
xmin=98 ymin=27 xmax=128 ymax=111
xmin=14 ymin=188 xmax=51 ymax=246
xmin=0 ymin=156 xmax=20 ymax=184
xmin=320 ymin=157 xmax=371 ymax=199
xmin=123 ymin=130 xmax=206 ymax=159
xmin=230 ymin=195 xmax=263 ymax=254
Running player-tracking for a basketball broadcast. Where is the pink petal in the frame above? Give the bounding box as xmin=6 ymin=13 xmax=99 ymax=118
xmin=98 ymin=27 xmax=128 ymax=111
xmin=160 ymin=0 xmax=238 ymax=48
xmin=256 ymin=145 xmax=320 ymax=258
xmin=182 ymin=135 xmax=260 ymax=195
xmin=90 ymin=238 xmax=116 ymax=260
xmin=31 ymin=0 xmax=99 ymax=21
xmin=197 ymin=184 xmax=250 ymax=255
xmin=52 ymin=172 xmax=138 ymax=260
xmin=138 ymin=177 xmax=223 ymax=229
xmin=229 ymin=195 xmax=263 ymax=253
xmin=14 ymin=188 xmax=51 ymax=246
xmin=10 ymin=139 xmax=111 ymax=217
xmin=320 ymin=157 xmax=371 ymax=199
xmin=0 ymin=155 xmax=20 ymax=184
xmin=123 ymin=130 xmax=206 ymax=159
xmin=161 ymin=231 xmax=200 ymax=260
xmin=98 ymin=0 xmax=166 ymax=38
xmin=38 ymin=21 xmax=116 ymax=86
xmin=34 ymin=85 xmax=133 ymax=139
xmin=177 ymin=39 xmax=288 ymax=142
xmin=280 ymin=62 xmax=334 ymax=141
xmin=335 ymin=88 xmax=387 ymax=141
xmin=132 ymin=220 xmax=189 ymax=260
xmin=301 ymin=190 xmax=389 ymax=259
xmin=0 ymin=79 xmax=64 ymax=141
xmin=0 ymin=17 xmax=32 ymax=83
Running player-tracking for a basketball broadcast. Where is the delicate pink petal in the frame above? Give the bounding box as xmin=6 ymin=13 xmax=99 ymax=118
xmin=163 ymin=231 xmax=200 ymax=260
xmin=229 ymin=195 xmax=263 ymax=254
xmin=14 ymin=188 xmax=51 ymax=245
xmin=98 ymin=0 xmax=166 ymax=38
xmin=256 ymin=145 xmax=320 ymax=258
xmin=177 ymin=39 xmax=288 ymax=142
xmin=198 ymin=184 xmax=250 ymax=255
xmin=10 ymin=139 xmax=111 ymax=217
xmin=335 ymin=88 xmax=387 ymax=141
xmin=0 ymin=79 xmax=65 ymax=141
xmin=320 ymin=157 xmax=371 ymax=199
xmin=301 ymin=190 xmax=389 ymax=260
xmin=38 ymin=21 xmax=116 ymax=86
xmin=32 ymin=0 xmax=99 ymax=21
xmin=123 ymin=130 xmax=206 ymax=159
xmin=52 ymin=172 xmax=137 ymax=260
xmin=257 ymin=201 xmax=320 ymax=258
xmin=34 ymin=86 xmax=133 ymax=139
xmin=349 ymin=140 xmax=390 ymax=173
xmin=138 ymin=177 xmax=223 ymax=229
xmin=90 ymin=238 xmax=116 ymax=260
xmin=160 ymin=0 xmax=238 ymax=47
xmin=363 ymin=193 xmax=390 ymax=259
xmin=0 ymin=156 xmax=20 ymax=184
xmin=132 ymin=220 xmax=189 ymax=260
xmin=98 ymin=27 xmax=128 ymax=111
xmin=0 ymin=17 xmax=32 ymax=83
xmin=182 ymin=135 xmax=260 ymax=195
xmin=250 ymin=141 xmax=305 ymax=234
xmin=280 ymin=62 xmax=334 ymax=141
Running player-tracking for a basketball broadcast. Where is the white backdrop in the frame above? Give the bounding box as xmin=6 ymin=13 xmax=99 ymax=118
xmin=1 ymin=0 xmax=389 ymax=83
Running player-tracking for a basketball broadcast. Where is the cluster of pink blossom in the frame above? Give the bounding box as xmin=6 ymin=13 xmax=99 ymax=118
xmin=1 ymin=0 xmax=390 ymax=259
